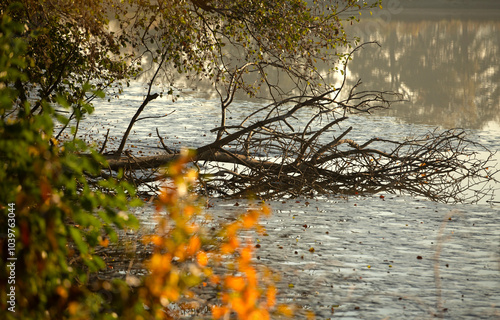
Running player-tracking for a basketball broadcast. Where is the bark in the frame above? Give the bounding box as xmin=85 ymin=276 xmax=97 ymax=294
xmin=105 ymin=150 xmax=277 ymax=171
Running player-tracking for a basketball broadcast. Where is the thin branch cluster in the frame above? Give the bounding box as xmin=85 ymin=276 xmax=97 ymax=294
xmin=107 ymin=77 xmax=497 ymax=203
xmin=195 ymin=88 xmax=497 ymax=203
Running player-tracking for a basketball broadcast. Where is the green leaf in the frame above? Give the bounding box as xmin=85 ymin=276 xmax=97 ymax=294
xmin=69 ymin=227 xmax=88 ymax=255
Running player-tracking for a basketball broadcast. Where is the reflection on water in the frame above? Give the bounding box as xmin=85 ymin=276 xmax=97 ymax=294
xmin=168 ymin=6 xmax=500 ymax=133
xmin=346 ymin=12 xmax=500 ymax=131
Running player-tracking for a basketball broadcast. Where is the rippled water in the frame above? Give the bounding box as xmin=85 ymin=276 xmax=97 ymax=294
xmin=131 ymin=193 xmax=500 ymax=319
xmin=243 ymin=196 xmax=500 ymax=319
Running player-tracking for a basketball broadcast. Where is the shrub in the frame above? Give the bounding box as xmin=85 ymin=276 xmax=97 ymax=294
xmin=0 ymin=9 xmax=140 ymax=319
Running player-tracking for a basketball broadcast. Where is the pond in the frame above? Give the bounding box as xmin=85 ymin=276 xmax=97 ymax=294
xmin=80 ymin=1 xmax=500 ymax=319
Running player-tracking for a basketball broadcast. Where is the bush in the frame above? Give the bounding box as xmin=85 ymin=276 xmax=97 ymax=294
xmin=0 ymin=9 xmax=140 ymax=319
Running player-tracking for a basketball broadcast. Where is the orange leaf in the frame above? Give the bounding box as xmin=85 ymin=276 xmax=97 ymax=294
xmin=242 ymin=266 xmax=257 ymax=288
xmin=174 ymin=245 xmax=187 ymax=261
xmin=183 ymin=205 xmax=196 ymax=218
xmin=148 ymin=235 xmax=163 ymax=246
xmin=239 ymin=245 xmax=253 ymax=265
xmin=68 ymin=302 xmax=80 ymax=316
xmin=248 ymin=309 xmax=270 ymax=320
xmin=226 ymin=222 xmax=241 ymax=237
xmin=56 ymin=286 xmax=68 ymax=299
xmin=212 ymin=306 xmax=229 ymax=319
xmin=221 ymin=243 xmax=233 ymax=254
xmin=40 ymin=177 xmax=52 ymax=202
xmin=243 ymin=286 xmax=259 ymax=308
xmin=158 ymin=189 xmax=172 ymax=205
xmin=162 ymin=287 xmax=180 ymax=302
xmin=242 ymin=210 xmax=259 ymax=228
xmin=267 ymin=286 xmax=277 ymax=308
xmin=306 ymin=310 xmax=315 ymax=319
xmin=225 ymin=276 xmax=246 ymax=292
xmin=196 ymin=251 xmax=208 ymax=267
xmin=187 ymin=236 xmax=201 ymax=256
xmin=231 ymin=296 xmax=248 ymax=317
xmin=221 ymin=236 xmax=239 ymax=254
xmin=99 ymin=238 xmax=109 ymax=247
xmin=210 ymin=275 xmax=221 ymax=285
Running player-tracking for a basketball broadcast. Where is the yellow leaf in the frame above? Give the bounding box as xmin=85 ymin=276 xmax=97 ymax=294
xmin=68 ymin=302 xmax=79 ymax=315
xmin=277 ymin=305 xmax=294 ymax=317
xmin=162 ymin=287 xmax=180 ymax=303
xmin=306 ymin=310 xmax=315 ymax=319
xmin=148 ymin=253 xmax=171 ymax=273
xmin=261 ymin=204 xmax=271 ymax=216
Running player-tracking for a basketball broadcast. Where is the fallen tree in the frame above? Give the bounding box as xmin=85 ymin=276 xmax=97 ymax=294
xmin=102 ymin=78 xmax=498 ymax=203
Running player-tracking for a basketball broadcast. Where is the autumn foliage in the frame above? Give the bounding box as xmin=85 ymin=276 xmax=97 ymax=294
xmin=138 ymin=149 xmax=295 ymax=319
